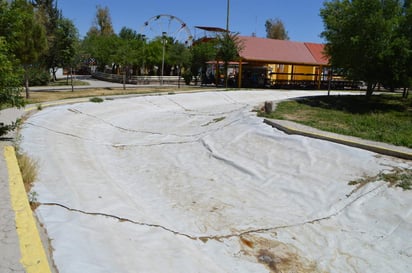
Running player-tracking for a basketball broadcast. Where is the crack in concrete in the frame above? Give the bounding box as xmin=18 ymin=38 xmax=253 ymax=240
xmin=67 ymin=107 xmax=242 ymax=139
xmin=40 ymin=202 xmax=199 ymax=240
xmin=39 ymin=184 xmax=385 ymax=243
xmin=25 ymin=121 xmax=199 ymax=149
xmin=25 ymin=122 xmax=93 ymax=141
xmin=68 ymin=108 xmax=163 ymax=136
xmin=166 ymin=97 xmax=249 ymax=117
xmin=27 ymin=112 xmax=243 ymax=149
xmin=25 ymin=121 xmax=198 ymax=148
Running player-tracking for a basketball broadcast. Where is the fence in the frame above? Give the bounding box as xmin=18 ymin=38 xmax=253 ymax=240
xmin=92 ymin=71 xmax=185 ymax=86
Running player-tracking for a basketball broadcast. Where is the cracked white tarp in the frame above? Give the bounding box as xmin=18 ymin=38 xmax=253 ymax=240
xmin=20 ymin=91 xmax=412 ymax=273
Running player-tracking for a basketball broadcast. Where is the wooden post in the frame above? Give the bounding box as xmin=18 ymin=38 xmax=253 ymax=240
xmin=123 ymin=71 xmax=126 ymax=90
xmin=71 ymin=68 xmax=74 ymax=92
xmin=317 ymin=65 xmax=322 ymax=89
xmin=238 ymin=59 xmax=243 ymax=88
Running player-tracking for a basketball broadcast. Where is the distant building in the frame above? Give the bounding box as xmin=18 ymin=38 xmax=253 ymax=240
xmin=195 ymin=27 xmax=359 ymax=89
xmin=236 ymin=36 xmax=330 ymax=89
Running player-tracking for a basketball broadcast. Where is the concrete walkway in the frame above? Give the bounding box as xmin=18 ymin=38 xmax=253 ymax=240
xmin=0 ymin=107 xmax=26 ymax=273
xmin=0 ymin=143 xmax=25 ymax=273
xmin=1 ymin=85 xmax=411 ymax=272
xmin=0 ymin=106 xmax=53 ymax=273
xmin=264 ymin=118 xmax=412 ymax=160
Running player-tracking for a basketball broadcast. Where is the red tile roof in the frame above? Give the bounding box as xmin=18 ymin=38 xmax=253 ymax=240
xmin=238 ymin=36 xmax=329 ymax=66
xmin=304 ymin=42 xmax=329 ymax=65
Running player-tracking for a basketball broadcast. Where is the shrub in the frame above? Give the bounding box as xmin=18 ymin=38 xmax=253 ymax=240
xmin=182 ymin=70 xmax=192 ymax=85
xmin=16 ymin=152 xmax=38 ymax=191
xmin=27 ymin=67 xmax=50 ymax=86
xmin=90 ymin=97 xmax=104 ymax=103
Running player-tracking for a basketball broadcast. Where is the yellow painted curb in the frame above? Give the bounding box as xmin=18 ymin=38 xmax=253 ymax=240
xmin=4 ymin=146 xmax=52 ymax=273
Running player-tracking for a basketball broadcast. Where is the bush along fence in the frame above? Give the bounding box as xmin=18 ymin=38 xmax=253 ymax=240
xmin=92 ymin=71 xmax=186 ymax=86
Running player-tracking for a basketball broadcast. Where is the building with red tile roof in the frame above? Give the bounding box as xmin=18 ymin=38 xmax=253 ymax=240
xmin=239 ymin=36 xmax=327 ymax=66
xmin=234 ymin=36 xmax=330 ymax=88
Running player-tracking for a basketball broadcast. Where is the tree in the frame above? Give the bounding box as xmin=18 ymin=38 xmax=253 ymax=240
xmin=31 ymin=0 xmax=62 ymax=81
xmin=216 ymin=32 xmax=242 ymax=88
xmin=3 ymin=0 xmax=47 ymax=98
xmin=320 ymin=0 xmax=411 ymax=97
xmin=191 ymin=39 xmax=218 ymax=83
xmin=402 ymin=0 xmax=412 ymax=97
xmin=87 ymin=5 xmax=114 ymax=36
xmin=82 ymin=5 xmax=118 ymax=72
xmin=168 ymin=41 xmax=192 ymax=85
xmin=31 ymin=0 xmax=60 ymax=30
xmin=82 ymin=33 xmax=119 ymax=71
xmin=265 ymin=18 xmax=289 ymax=40
xmin=119 ymin=27 xmax=139 ymax=40
xmin=0 ymin=38 xmax=25 ymax=136
xmin=116 ymin=27 xmax=144 ymax=74
xmin=56 ymin=18 xmax=79 ymax=82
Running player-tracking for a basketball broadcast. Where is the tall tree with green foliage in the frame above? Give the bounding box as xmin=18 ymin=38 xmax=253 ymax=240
xmin=265 ymin=18 xmax=289 ymax=40
xmin=87 ymin=5 xmax=114 ymax=36
xmin=82 ymin=34 xmax=119 ymax=72
xmin=142 ymin=38 xmax=163 ymax=75
xmin=2 ymin=0 xmax=47 ymax=98
xmin=31 ymin=0 xmax=79 ymax=81
xmin=119 ymin=27 xmax=139 ymax=40
xmin=82 ymin=5 xmax=118 ymax=71
xmin=55 ymin=18 xmax=79 ymax=71
xmin=115 ymin=27 xmax=145 ymax=75
xmin=32 ymin=0 xmax=60 ymax=81
xmin=320 ymin=0 xmax=411 ymax=97
xmin=402 ymin=0 xmax=412 ymax=97
xmin=191 ymin=39 xmax=218 ymax=82
xmin=216 ymin=32 xmax=242 ymax=88
xmin=168 ymin=41 xmax=192 ymax=85
xmin=0 ymin=38 xmax=25 ymax=136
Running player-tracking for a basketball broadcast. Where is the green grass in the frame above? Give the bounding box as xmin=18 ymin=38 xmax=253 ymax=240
xmin=89 ymin=97 xmax=104 ymax=103
xmin=15 ymin=152 xmax=38 ymax=191
xmin=261 ymin=94 xmax=412 ymax=148
xmin=349 ymin=168 xmax=412 ymax=191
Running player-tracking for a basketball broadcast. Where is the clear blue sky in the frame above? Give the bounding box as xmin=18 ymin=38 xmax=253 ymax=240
xmin=57 ymin=0 xmax=327 ymax=43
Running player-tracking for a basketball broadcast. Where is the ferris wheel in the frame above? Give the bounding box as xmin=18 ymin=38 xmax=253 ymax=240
xmin=139 ymin=14 xmax=193 ymax=46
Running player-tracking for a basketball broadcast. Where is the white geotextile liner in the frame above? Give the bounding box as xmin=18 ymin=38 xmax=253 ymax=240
xmin=20 ymin=91 xmax=412 ymax=273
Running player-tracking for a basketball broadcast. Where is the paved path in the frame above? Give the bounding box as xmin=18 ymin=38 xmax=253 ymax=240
xmin=0 ymin=107 xmax=52 ymax=273
xmin=0 ymin=143 xmax=25 ymax=273
xmin=0 ymin=105 xmax=25 ymax=273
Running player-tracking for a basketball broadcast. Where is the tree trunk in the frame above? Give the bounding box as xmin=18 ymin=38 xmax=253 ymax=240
xmin=403 ymin=87 xmax=409 ymax=99
xmin=51 ymin=67 xmax=57 ymax=82
xmin=24 ymin=68 xmax=30 ymax=99
xmin=71 ymin=68 xmax=74 ymax=92
xmin=366 ymin=82 xmax=374 ymax=98
xmin=224 ymin=62 xmax=229 ymax=88
xmin=123 ymin=70 xmax=126 ymax=90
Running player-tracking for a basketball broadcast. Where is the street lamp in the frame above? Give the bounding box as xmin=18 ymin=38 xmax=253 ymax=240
xmin=226 ymin=0 xmax=230 ymax=32
xmin=161 ymin=31 xmax=167 ymax=86
xmin=142 ymin=34 xmax=146 ymax=77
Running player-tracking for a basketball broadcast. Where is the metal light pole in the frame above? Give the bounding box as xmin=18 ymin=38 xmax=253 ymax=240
xmin=226 ymin=0 xmax=230 ymax=32
xmin=142 ymin=34 xmax=146 ymax=77
xmin=161 ymin=32 xmax=167 ymax=86
xmin=225 ymin=0 xmax=230 ymax=88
